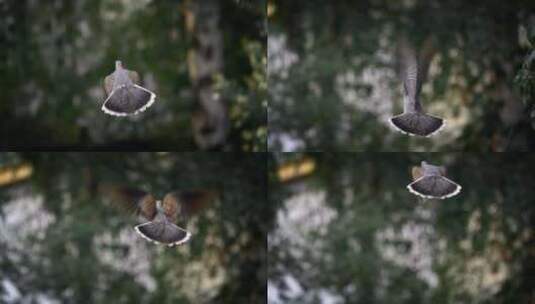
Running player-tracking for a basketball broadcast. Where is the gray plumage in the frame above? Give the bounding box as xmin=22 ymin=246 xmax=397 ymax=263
xmin=389 ymin=37 xmax=445 ymax=137
xmin=102 ymin=61 xmax=156 ymax=116
xmin=105 ymin=187 xmax=217 ymax=247
xmin=407 ymin=161 xmax=461 ymax=199
xmin=134 ymin=206 xmax=191 ymax=247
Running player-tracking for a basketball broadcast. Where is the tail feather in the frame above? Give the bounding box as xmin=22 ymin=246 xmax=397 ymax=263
xmin=102 ymin=84 xmax=156 ymax=117
xmin=407 ymin=175 xmax=461 ymax=199
xmin=134 ymin=221 xmax=191 ymax=247
xmin=389 ymin=112 xmax=445 ymax=137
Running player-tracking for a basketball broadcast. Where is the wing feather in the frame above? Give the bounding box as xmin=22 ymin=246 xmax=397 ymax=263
xmin=162 ymin=190 xmax=218 ymax=222
xmin=411 ymin=166 xmax=423 ymax=181
xmin=439 ymin=166 xmax=447 ymax=177
xmin=104 ymin=73 xmax=114 ymax=96
xmin=101 ymin=185 xmax=156 ymax=220
xmin=399 ymin=36 xmax=419 ymax=100
xmin=127 ymin=70 xmax=140 ymax=84
xmin=417 ymin=36 xmax=436 ymax=94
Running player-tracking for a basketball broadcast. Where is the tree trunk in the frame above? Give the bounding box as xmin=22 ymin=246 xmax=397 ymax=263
xmin=185 ymin=0 xmax=229 ymax=150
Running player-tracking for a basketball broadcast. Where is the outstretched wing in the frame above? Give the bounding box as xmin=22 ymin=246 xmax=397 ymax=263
xmin=411 ymin=166 xmax=423 ymax=181
xmin=439 ymin=166 xmax=447 ymax=177
xmin=398 ymin=35 xmax=436 ymax=113
xmin=162 ymin=190 xmax=218 ymax=222
xmin=417 ymin=36 xmax=435 ymax=94
xmin=399 ymin=36 xmax=419 ymax=102
xmin=104 ymin=73 xmax=115 ymax=96
xmin=101 ymin=185 xmax=157 ymax=220
xmin=127 ymin=70 xmax=140 ymax=85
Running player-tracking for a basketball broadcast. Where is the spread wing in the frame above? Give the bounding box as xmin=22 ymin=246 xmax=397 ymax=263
xmin=398 ymin=35 xmax=436 ymax=114
xmin=128 ymin=70 xmax=140 ymax=85
xmin=101 ymin=185 xmax=157 ymax=220
xmin=104 ymin=73 xmax=115 ymax=96
xmin=417 ymin=36 xmax=435 ymax=94
xmin=162 ymin=190 xmax=218 ymax=222
xmin=399 ymin=36 xmax=419 ymax=101
xmin=411 ymin=166 xmax=423 ymax=181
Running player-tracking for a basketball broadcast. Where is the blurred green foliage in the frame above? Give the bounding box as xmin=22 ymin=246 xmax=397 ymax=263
xmin=268 ymin=0 xmax=535 ymax=151
xmin=268 ymin=153 xmax=534 ymax=303
xmin=0 ymin=0 xmax=266 ymax=150
xmin=0 ymin=152 xmax=268 ymax=303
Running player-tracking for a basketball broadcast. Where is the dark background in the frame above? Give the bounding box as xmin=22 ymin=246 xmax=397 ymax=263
xmin=268 ymin=0 xmax=535 ymax=151
xmin=0 ymin=152 xmax=269 ymax=303
xmin=269 ymin=153 xmax=534 ymax=303
xmin=1 ymin=0 xmax=266 ymax=151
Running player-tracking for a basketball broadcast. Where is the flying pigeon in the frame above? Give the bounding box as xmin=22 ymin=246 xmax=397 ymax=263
xmin=105 ymin=186 xmax=217 ymax=247
xmin=389 ymin=37 xmax=445 ymax=137
xmin=102 ymin=60 xmax=156 ymax=116
xmin=407 ymin=161 xmax=461 ymax=199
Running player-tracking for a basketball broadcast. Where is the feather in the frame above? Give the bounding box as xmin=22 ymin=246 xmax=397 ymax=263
xmin=101 ymin=61 xmax=156 ymax=116
xmin=162 ymin=189 xmax=218 ymax=222
xmin=101 ymin=185 xmax=156 ymax=220
xmin=407 ymin=175 xmax=461 ymax=199
xmin=101 ymin=84 xmax=156 ymax=116
xmin=407 ymin=162 xmax=461 ymax=199
xmin=104 ymin=74 xmax=114 ymax=96
xmin=411 ymin=166 xmax=423 ymax=181
xmin=391 ymin=35 xmax=443 ymax=137
xmin=134 ymin=219 xmax=191 ymax=247
xmin=389 ymin=112 xmax=445 ymax=137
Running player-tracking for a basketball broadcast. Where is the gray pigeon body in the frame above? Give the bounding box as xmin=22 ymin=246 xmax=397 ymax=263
xmin=407 ymin=161 xmax=461 ymax=199
xmin=102 ymin=61 xmax=156 ymax=116
xmin=389 ymin=38 xmax=445 ymax=137
xmin=134 ymin=204 xmax=191 ymax=247
xmin=105 ymin=187 xmax=217 ymax=247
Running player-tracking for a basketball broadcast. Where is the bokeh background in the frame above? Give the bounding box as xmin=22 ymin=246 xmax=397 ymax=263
xmin=268 ymin=153 xmax=534 ymax=303
xmin=1 ymin=0 xmax=266 ymax=151
xmin=0 ymin=152 xmax=268 ymax=303
xmin=268 ymin=0 xmax=535 ymax=151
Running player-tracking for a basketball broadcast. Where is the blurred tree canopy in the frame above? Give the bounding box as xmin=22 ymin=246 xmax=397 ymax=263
xmin=0 ymin=152 xmax=269 ymax=303
xmin=1 ymin=0 xmax=266 ymax=151
xmin=268 ymin=0 xmax=535 ymax=151
xmin=268 ymin=153 xmax=534 ymax=303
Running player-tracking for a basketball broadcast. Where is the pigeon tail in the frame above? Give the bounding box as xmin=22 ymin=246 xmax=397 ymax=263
xmin=389 ymin=112 xmax=445 ymax=137
xmin=407 ymin=175 xmax=461 ymax=199
xmin=134 ymin=220 xmax=191 ymax=247
xmin=102 ymin=84 xmax=156 ymax=117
